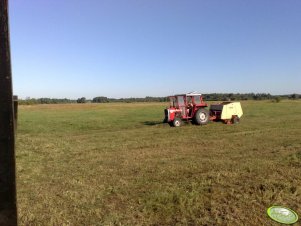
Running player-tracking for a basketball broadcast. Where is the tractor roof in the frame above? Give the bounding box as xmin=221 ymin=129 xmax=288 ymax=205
xmin=173 ymin=91 xmax=202 ymax=97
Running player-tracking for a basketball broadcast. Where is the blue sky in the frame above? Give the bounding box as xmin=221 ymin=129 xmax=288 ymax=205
xmin=9 ymin=0 xmax=301 ymax=99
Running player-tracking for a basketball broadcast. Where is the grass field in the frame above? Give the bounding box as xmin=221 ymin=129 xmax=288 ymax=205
xmin=16 ymin=100 xmax=301 ymax=225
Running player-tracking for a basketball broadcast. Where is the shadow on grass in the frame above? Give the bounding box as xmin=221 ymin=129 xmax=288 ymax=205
xmin=142 ymin=120 xmax=195 ymax=127
xmin=142 ymin=121 xmax=165 ymax=126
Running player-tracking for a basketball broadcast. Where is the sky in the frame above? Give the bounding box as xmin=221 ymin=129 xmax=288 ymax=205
xmin=9 ymin=0 xmax=301 ymax=99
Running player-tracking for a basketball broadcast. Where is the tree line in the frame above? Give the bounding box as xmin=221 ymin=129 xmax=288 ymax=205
xmin=18 ymin=93 xmax=300 ymax=105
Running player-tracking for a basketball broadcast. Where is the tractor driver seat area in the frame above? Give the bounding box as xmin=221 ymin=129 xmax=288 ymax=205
xmin=180 ymin=106 xmax=186 ymax=117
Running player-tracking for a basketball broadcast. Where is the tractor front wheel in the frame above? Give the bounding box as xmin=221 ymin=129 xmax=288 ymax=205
xmin=172 ymin=118 xmax=182 ymax=127
xmin=194 ymin=108 xmax=209 ymax=125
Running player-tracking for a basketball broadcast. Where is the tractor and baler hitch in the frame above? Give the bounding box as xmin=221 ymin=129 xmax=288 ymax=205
xmin=163 ymin=92 xmax=243 ymax=127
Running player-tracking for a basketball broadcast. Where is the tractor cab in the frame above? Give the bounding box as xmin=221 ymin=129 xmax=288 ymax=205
xmin=164 ymin=92 xmax=209 ymax=127
xmin=169 ymin=94 xmax=205 ymax=108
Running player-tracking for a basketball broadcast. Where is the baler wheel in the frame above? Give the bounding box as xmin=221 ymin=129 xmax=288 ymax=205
xmin=231 ymin=115 xmax=240 ymax=124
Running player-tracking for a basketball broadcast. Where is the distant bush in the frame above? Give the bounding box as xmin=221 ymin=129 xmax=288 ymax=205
xmin=77 ymin=97 xmax=86 ymax=103
xmin=271 ymin=96 xmax=281 ymax=103
xmin=289 ymin=94 xmax=299 ymax=99
xmin=92 ymin=96 xmax=109 ymax=103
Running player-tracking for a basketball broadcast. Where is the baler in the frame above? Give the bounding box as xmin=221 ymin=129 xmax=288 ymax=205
xmin=209 ymin=101 xmax=243 ymax=124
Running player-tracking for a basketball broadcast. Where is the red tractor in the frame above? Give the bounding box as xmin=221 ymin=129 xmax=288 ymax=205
xmin=164 ymin=92 xmax=209 ymax=127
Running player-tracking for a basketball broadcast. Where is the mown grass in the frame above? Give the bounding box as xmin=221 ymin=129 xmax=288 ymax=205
xmin=16 ymin=101 xmax=301 ymax=225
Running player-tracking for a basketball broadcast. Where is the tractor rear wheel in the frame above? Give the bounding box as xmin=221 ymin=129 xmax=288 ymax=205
xmin=194 ymin=108 xmax=209 ymax=125
xmin=172 ymin=118 xmax=182 ymax=127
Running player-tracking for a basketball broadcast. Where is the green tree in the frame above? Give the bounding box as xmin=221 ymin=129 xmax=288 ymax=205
xmin=92 ymin=96 xmax=108 ymax=103
xmin=77 ymin=97 xmax=86 ymax=103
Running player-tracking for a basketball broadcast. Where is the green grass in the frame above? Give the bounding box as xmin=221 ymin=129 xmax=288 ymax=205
xmin=16 ymin=101 xmax=301 ymax=225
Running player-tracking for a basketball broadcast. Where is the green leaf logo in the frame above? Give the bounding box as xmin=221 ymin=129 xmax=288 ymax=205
xmin=267 ymin=206 xmax=298 ymax=224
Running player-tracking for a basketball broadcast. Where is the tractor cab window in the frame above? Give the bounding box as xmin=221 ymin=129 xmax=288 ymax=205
xmin=170 ymin=97 xmax=176 ymax=107
xmin=194 ymin=96 xmax=201 ymax=105
xmin=187 ymin=96 xmax=192 ymax=105
xmin=177 ymin=96 xmax=185 ymax=106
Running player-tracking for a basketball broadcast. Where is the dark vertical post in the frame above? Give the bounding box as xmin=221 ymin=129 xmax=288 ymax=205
xmin=0 ymin=0 xmax=18 ymax=225
xmin=13 ymin=95 xmax=18 ymax=130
